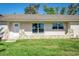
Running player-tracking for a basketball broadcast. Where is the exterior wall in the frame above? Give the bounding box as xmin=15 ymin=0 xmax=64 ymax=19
xmin=20 ymin=22 xmax=66 ymax=35
xmin=19 ymin=22 xmax=69 ymax=39
xmin=44 ymin=23 xmax=66 ymax=35
xmin=20 ymin=22 xmax=32 ymax=35
xmin=0 ymin=21 xmax=69 ymax=39
xmin=7 ymin=21 xmax=79 ymax=39
xmin=8 ymin=22 xmax=20 ymax=39
xmin=1 ymin=21 xmax=79 ymax=40
xmin=69 ymin=22 xmax=79 ymax=37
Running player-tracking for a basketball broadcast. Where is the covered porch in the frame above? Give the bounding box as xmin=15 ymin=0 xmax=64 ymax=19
xmin=7 ymin=21 xmax=74 ymax=39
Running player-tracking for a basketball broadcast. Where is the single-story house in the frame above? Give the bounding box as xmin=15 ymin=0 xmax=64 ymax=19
xmin=0 ymin=14 xmax=79 ymax=40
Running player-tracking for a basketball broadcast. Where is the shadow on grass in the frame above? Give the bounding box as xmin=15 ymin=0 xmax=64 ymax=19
xmin=0 ymin=43 xmax=5 ymax=45
xmin=0 ymin=43 xmax=6 ymax=52
xmin=0 ymin=49 xmax=6 ymax=52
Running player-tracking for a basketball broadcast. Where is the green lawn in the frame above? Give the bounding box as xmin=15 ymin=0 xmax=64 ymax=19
xmin=0 ymin=39 xmax=79 ymax=56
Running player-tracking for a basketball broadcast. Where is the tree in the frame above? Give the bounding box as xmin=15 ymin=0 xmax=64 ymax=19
xmin=55 ymin=7 xmax=59 ymax=14
xmin=24 ymin=4 xmax=40 ymax=14
xmin=60 ymin=7 xmax=66 ymax=15
xmin=67 ymin=3 xmax=79 ymax=15
xmin=44 ymin=5 xmax=56 ymax=14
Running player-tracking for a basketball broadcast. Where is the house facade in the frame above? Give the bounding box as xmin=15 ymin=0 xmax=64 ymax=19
xmin=0 ymin=14 xmax=79 ymax=40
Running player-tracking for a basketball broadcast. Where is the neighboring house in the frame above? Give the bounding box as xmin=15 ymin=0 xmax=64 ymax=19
xmin=0 ymin=14 xmax=79 ymax=40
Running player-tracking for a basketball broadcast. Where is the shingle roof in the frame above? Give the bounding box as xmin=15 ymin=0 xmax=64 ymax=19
xmin=0 ymin=14 xmax=79 ymax=21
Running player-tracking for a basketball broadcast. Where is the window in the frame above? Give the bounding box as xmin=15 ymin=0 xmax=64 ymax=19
xmin=15 ymin=24 xmax=19 ymax=27
xmin=32 ymin=23 xmax=44 ymax=33
xmin=59 ymin=23 xmax=64 ymax=29
xmin=52 ymin=23 xmax=58 ymax=29
xmin=39 ymin=23 xmax=44 ymax=33
xmin=52 ymin=22 xmax=64 ymax=30
xmin=32 ymin=23 xmax=38 ymax=33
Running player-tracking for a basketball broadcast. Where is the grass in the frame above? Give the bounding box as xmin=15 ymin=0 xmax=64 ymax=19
xmin=0 ymin=39 xmax=79 ymax=56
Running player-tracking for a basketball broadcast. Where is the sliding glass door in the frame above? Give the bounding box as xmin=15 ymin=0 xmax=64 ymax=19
xmin=32 ymin=23 xmax=44 ymax=33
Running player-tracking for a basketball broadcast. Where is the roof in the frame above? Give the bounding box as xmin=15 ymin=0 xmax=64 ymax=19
xmin=0 ymin=14 xmax=79 ymax=22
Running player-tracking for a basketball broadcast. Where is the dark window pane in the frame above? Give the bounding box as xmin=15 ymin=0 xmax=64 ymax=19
xmin=52 ymin=23 xmax=57 ymax=29
xmin=15 ymin=24 xmax=18 ymax=27
xmin=32 ymin=29 xmax=38 ymax=33
xmin=32 ymin=23 xmax=38 ymax=33
xmin=32 ymin=23 xmax=38 ymax=29
xmin=53 ymin=26 xmax=57 ymax=29
xmin=39 ymin=23 xmax=44 ymax=33
xmin=39 ymin=23 xmax=44 ymax=29
xmin=59 ymin=26 xmax=64 ymax=29
xmin=59 ymin=23 xmax=64 ymax=29
xmin=52 ymin=22 xmax=64 ymax=30
xmin=32 ymin=23 xmax=44 ymax=33
xmin=39 ymin=29 xmax=44 ymax=33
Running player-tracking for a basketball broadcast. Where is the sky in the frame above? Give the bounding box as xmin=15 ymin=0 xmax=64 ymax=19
xmin=0 ymin=3 xmax=71 ymax=14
